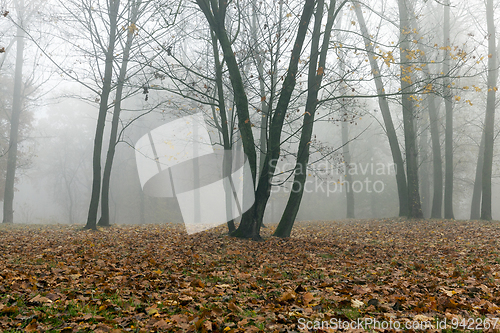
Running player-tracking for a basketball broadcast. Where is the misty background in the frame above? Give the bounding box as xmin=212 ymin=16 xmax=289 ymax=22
xmin=1 ymin=0 xmax=499 ymax=229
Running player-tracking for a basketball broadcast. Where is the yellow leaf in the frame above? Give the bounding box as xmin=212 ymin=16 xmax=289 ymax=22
xmin=128 ymin=23 xmax=138 ymax=33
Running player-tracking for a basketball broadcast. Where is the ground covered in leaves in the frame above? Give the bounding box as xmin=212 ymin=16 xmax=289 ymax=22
xmin=1 ymin=219 xmax=500 ymax=332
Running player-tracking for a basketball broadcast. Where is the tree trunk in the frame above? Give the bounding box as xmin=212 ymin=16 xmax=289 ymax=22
xmin=419 ymin=116 xmax=431 ymax=218
xmin=480 ymin=0 xmax=497 ymax=221
xmin=443 ymin=0 xmax=454 ymax=219
xmin=217 ymin=0 xmax=315 ymax=239
xmin=274 ymin=0 xmax=340 ymax=238
xmin=470 ymin=131 xmax=484 ymax=220
xmin=354 ymin=3 xmax=409 ymax=217
xmin=398 ymin=0 xmax=423 ymax=218
xmin=427 ymin=93 xmax=443 ymax=218
xmin=209 ymin=29 xmax=236 ymax=233
xmin=99 ymin=0 xmax=139 ymax=227
xmin=335 ymin=13 xmax=355 ymax=219
xmin=406 ymin=5 xmax=443 ymax=219
xmin=342 ymin=118 xmax=355 ymax=218
xmin=85 ymin=0 xmax=120 ymax=230
xmin=3 ymin=3 xmax=25 ymax=224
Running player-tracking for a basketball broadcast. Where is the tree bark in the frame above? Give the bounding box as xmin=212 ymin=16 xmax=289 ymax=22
xmin=3 ymin=1 xmax=25 ymax=224
xmin=274 ymin=0 xmax=341 ymax=238
xmin=85 ymin=0 xmax=120 ymax=230
xmin=406 ymin=5 xmax=443 ymax=219
xmin=419 ymin=116 xmax=431 ymax=218
xmin=99 ymin=0 xmax=139 ymax=227
xmin=205 ymin=0 xmax=315 ymax=239
xmin=398 ymin=0 xmax=423 ymax=218
xmin=480 ymin=0 xmax=497 ymax=221
xmin=354 ymin=3 xmax=409 ymax=217
xmin=427 ymin=92 xmax=443 ymax=218
xmin=470 ymin=131 xmax=484 ymax=220
xmin=443 ymin=0 xmax=454 ymax=219
xmin=342 ymin=119 xmax=355 ymax=218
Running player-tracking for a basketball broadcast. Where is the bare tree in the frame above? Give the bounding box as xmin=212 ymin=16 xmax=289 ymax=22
xmin=480 ymin=0 xmax=497 ymax=220
xmin=443 ymin=0 xmax=454 ymax=219
xmin=354 ymin=2 xmax=409 ymax=217
xmin=3 ymin=0 xmax=25 ymax=223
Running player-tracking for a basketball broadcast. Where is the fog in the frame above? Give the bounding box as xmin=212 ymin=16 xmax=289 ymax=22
xmin=1 ymin=0 xmax=499 ymax=232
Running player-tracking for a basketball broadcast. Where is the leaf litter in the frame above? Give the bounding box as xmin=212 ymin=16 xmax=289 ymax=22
xmin=0 ymin=219 xmax=499 ymax=332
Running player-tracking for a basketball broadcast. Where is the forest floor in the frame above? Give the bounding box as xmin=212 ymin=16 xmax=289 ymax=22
xmin=0 ymin=219 xmax=500 ymax=332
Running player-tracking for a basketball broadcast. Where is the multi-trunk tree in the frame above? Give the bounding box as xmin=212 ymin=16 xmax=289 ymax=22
xmin=274 ymin=0 xmax=346 ymax=237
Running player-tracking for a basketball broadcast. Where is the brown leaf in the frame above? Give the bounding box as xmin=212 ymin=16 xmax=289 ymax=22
xmin=153 ymin=320 xmax=171 ymax=329
xmin=278 ymin=290 xmax=296 ymax=303
xmin=29 ymin=294 xmax=53 ymax=305
xmin=302 ymin=292 xmax=314 ymax=305
xmin=202 ymin=320 xmax=213 ymax=332
xmin=228 ymin=301 xmax=242 ymax=313
xmin=191 ymin=278 xmax=205 ymax=288
xmin=24 ymin=319 xmax=38 ymax=332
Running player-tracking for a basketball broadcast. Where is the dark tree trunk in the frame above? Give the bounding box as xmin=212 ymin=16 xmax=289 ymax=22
xmin=427 ymin=93 xmax=443 ymax=218
xmin=443 ymin=0 xmax=454 ymax=219
xmin=274 ymin=0 xmax=341 ymax=238
xmin=480 ymin=0 xmax=497 ymax=221
xmin=470 ymin=132 xmax=484 ymax=220
xmin=406 ymin=5 xmax=443 ymax=219
xmin=210 ymin=29 xmax=235 ymax=233
xmin=3 ymin=4 xmax=25 ymax=224
xmin=419 ymin=117 xmax=431 ymax=218
xmin=85 ymin=0 xmax=120 ymax=230
xmin=221 ymin=0 xmax=315 ymax=239
xmin=354 ymin=3 xmax=409 ymax=217
xmin=398 ymin=0 xmax=423 ymax=218
xmin=99 ymin=0 xmax=138 ymax=227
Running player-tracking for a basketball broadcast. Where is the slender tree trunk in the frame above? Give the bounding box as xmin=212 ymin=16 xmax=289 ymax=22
xmin=274 ymin=0 xmax=340 ymax=238
xmin=342 ymin=119 xmax=355 ymax=218
xmin=398 ymin=0 xmax=423 ymax=218
xmin=427 ymin=93 xmax=443 ymax=218
xmin=3 ymin=3 xmax=25 ymax=224
xmin=210 ymin=29 xmax=236 ymax=233
xmin=201 ymin=0 xmax=314 ymax=239
xmin=480 ymin=0 xmax=497 ymax=221
xmin=470 ymin=131 xmax=484 ymax=219
xmin=443 ymin=0 xmax=454 ymax=219
xmin=85 ymin=0 xmax=120 ymax=230
xmin=406 ymin=5 xmax=443 ymax=219
xmin=419 ymin=117 xmax=431 ymax=218
xmin=354 ymin=3 xmax=409 ymax=217
xmin=99 ymin=0 xmax=139 ymax=227
xmin=139 ymin=188 xmax=145 ymax=224
xmin=336 ymin=20 xmax=355 ymax=218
